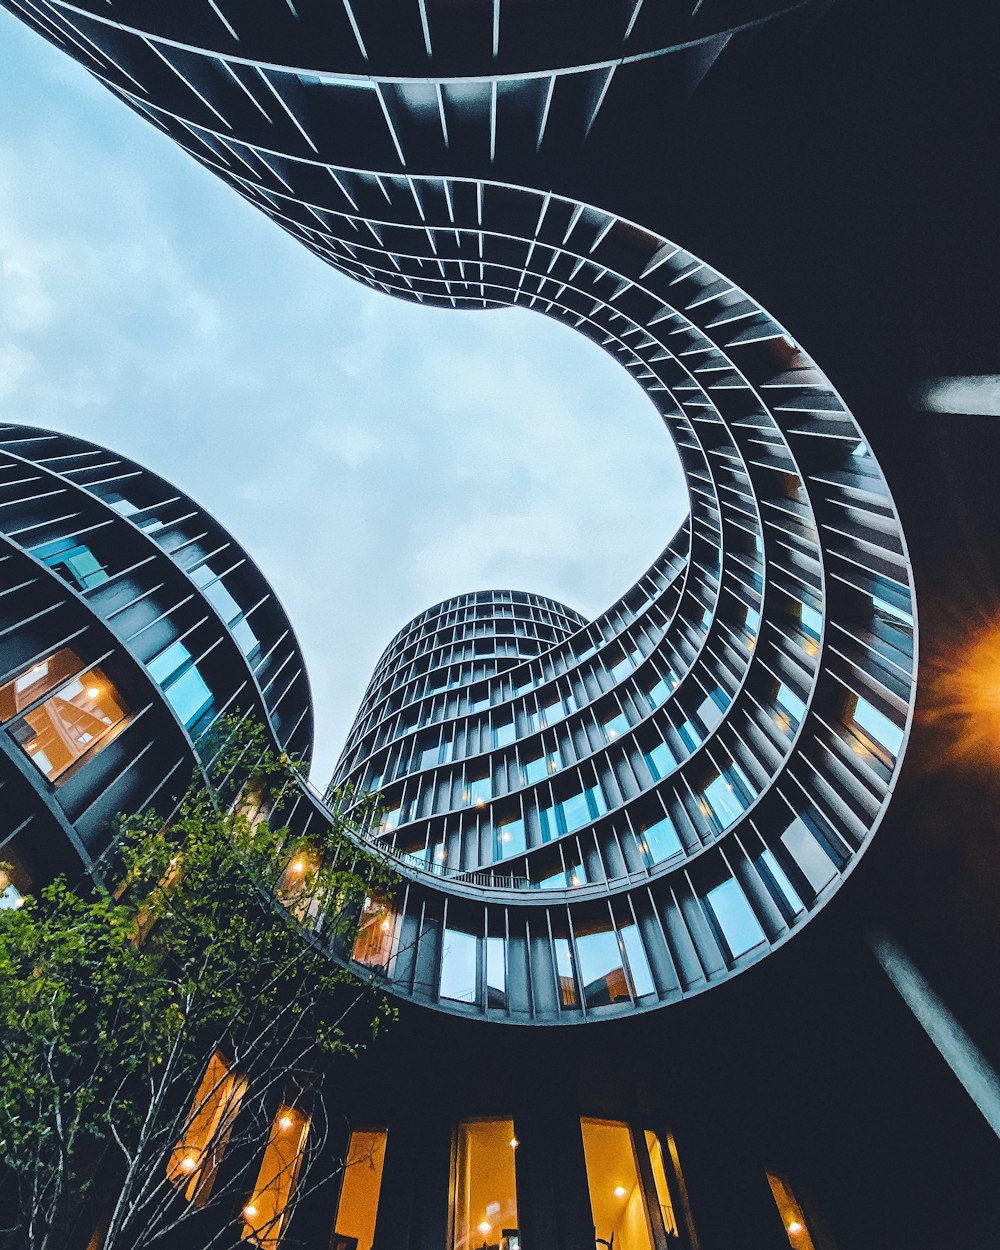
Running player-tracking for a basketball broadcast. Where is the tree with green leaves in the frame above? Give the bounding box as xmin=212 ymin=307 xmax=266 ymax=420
xmin=0 ymin=717 xmax=398 ymax=1250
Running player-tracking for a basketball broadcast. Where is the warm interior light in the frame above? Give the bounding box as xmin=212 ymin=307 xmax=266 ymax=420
xmin=787 ymin=1221 xmax=803 ymax=1235
xmin=278 ymin=1115 xmax=294 ymax=1132
xmin=509 ymin=1137 xmax=519 ymax=1150
xmin=614 ymin=1185 xmax=627 ymax=1199
xmin=478 ymin=1221 xmax=492 ymax=1235
xmin=179 ymin=1155 xmax=197 ymax=1173
xmin=86 ymin=686 xmax=100 ymax=699
xmin=474 ymin=798 xmax=486 ymax=808
xmin=289 ymin=859 xmax=305 ymax=874
xmin=243 ymin=1205 xmax=258 ymax=1219
xmin=380 ymin=919 xmax=391 ymax=932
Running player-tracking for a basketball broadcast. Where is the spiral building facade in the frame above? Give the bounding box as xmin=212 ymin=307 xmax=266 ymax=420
xmin=5 ymin=1 xmax=1000 ymax=1248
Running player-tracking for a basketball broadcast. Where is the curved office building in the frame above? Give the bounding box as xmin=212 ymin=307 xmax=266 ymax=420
xmin=4 ymin=0 xmax=1000 ymax=1248
xmin=0 ymin=0 xmax=919 ymax=1022
xmin=0 ymin=423 xmax=313 ymax=901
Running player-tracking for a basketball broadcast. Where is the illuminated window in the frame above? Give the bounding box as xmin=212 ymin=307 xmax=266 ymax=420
xmin=1 ymin=649 xmax=129 ymax=782
xmin=580 ymin=1119 xmax=653 ymax=1250
xmin=643 ymin=1132 xmax=679 ymax=1238
xmin=242 ymin=1105 xmax=310 ymax=1249
xmin=352 ymin=896 xmax=395 ymax=968
xmin=276 ymin=850 xmax=323 ymax=927
xmin=766 ymin=1172 xmax=818 ymax=1250
xmin=168 ymin=1051 xmax=247 ymax=1205
xmin=453 ymin=1119 xmax=519 ymax=1250
xmin=332 ymin=1128 xmax=387 ymax=1250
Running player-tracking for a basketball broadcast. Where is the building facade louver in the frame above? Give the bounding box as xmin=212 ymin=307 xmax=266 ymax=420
xmin=3 ymin=1 xmax=1000 ymax=1248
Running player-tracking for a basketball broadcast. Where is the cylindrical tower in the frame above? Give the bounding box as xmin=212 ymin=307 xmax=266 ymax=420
xmin=0 ymin=423 xmax=313 ymax=897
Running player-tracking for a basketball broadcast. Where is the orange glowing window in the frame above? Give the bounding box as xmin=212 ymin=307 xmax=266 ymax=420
xmin=1 ymin=648 xmax=129 ymax=782
xmin=167 ymin=1051 xmax=247 ymax=1205
xmin=352 ymin=896 xmax=395 ymax=968
xmin=580 ymin=1119 xmax=654 ymax=1250
xmin=766 ymin=1173 xmax=817 ymax=1250
xmin=332 ymin=1128 xmax=388 ymax=1250
xmin=277 ymin=850 xmax=323 ymax=927
xmin=453 ymin=1118 xmax=519 ymax=1250
xmin=242 ymin=1105 xmax=310 ymax=1249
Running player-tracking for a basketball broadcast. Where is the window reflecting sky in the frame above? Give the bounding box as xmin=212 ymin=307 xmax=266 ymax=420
xmin=0 ymin=13 xmax=687 ymax=782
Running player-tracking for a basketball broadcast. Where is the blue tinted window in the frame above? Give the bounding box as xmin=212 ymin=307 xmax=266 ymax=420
xmin=703 ymin=773 xmax=747 ymax=827
xmin=800 ymin=602 xmax=822 ymax=641
xmin=603 ymin=711 xmax=630 ymax=740
xmin=562 ymin=785 xmax=605 ymax=833
xmin=852 ymin=697 xmax=904 ymax=758
xmin=638 ymin=815 xmax=681 ymax=865
xmin=494 ymin=816 xmax=526 ymax=860
xmin=645 ymin=740 xmax=674 ymax=781
xmin=494 ymin=719 xmax=516 ymax=748
xmin=440 ymin=929 xmax=477 ymax=1003
xmin=759 ymin=848 xmax=803 ymax=916
xmin=704 ymin=879 xmax=765 ymax=959
xmin=620 ymin=923 xmax=655 ymax=997
xmin=577 ymin=929 xmax=630 ymax=1007
xmin=776 ymin=683 xmax=806 ymax=724
xmin=33 ymin=538 xmax=109 ymax=591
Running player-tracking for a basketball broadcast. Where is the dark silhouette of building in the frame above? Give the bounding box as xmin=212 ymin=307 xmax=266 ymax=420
xmin=2 ymin=0 xmax=1000 ymax=1247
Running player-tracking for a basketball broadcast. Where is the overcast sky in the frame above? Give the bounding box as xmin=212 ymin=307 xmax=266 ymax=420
xmin=0 ymin=12 xmax=688 ymax=783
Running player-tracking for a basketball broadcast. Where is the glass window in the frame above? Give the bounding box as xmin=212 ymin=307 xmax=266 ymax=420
xmin=486 ymin=936 xmax=507 ymax=1009
xmin=32 ymin=536 xmax=109 ymax=591
xmin=849 ymin=696 xmax=904 ymax=759
xmin=775 ymin=683 xmax=806 ymax=726
xmin=620 ymin=925 xmax=655 ymax=998
xmin=636 ymin=815 xmax=681 ymax=866
xmin=0 ymin=648 xmax=86 ymax=721
xmin=352 ymin=897 xmax=395 ymax=969
xmin=168 ymin=1051 xmax=247 ymax=1205
xmin=190 ymin=565 xmax=259 ymax=658
xmin=703 ymin=773 xmax=747 ymax=827
xmin=704 ymin=879 xmax=766 ymax=959
xmin=799 ymin=602 xmax=821 ymax=642
xmin=562 ymin=785 xmax=606 ymax=834
xmin=576 ymin=927 xmax=631 ymax=1008
xmin=494 ymin=719 xmax=516 ymax=748
xmin=148 ymin=640 xmax=214 ymax=730
xmin=766 ymin=1172 xmax=818 ymax=1249
xmin=523 ymin=750 xmax=559 ymax=785
xmin=645 ymin=676 xmax=672 ymax=709
xmin=453 ymin=1119 xmax=519 ymax=1250
xmin=7 ymin=658 xmax=129 ymax=783
xmin=440 ymin=928 xmax=477 ymax=1003
xmin=242 ymin=1105 xmax=310 ymax=1249
xmin=554 ymin=937 xmax=577 ymax=1009
xmin=644 ymin=1131 xmax=679 ymax=1239
xmin=580 ymin=1119 xmax=653 ymax=1250
xmin=465 ymin=771 xmax=492 ymax=807
xmin=603 ymin=711 xmax=630 ymax=741
xmin=333 ymin=1129 xmax=388 ymax=1250
xmin=759 ymin=849 xmax=804 ymax=917
xmin=779 ymin=819 xmax=837 ymax=893
xmin=645 ymin=740 xmax=674 ymax=781
xmin=494 ymin=815 xmax=526 ymax=861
